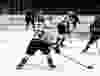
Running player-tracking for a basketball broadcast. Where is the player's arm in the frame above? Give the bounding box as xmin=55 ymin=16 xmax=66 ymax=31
xmin=76 ymin=16 xmax=80 ymax=24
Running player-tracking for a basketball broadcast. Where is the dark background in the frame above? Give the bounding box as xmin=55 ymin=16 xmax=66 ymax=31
xmin=0 ymin=0 xmax=97 ymax=15
xmin=24 ymin=0 xmax=32 ymax=9
xmin=0 ymin=0 xmax=8 ymax=8
xmin=0 ymin=0 xmax=8 ymax=14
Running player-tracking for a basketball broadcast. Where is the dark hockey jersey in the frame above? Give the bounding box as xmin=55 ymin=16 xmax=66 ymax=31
xmin=57 ymin=22 xmax=66 ymax=34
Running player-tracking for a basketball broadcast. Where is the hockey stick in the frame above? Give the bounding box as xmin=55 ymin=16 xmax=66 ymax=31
xmin=61 ymin=54 xmax=94 ymax=69
xmin=50 ymin=44 xmax=94 ymax=69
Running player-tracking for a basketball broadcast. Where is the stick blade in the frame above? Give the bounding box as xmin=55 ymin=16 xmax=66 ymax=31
xmin=87 ymin=66 xmax=94 ymax=69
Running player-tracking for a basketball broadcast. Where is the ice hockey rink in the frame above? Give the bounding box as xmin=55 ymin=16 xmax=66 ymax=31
xmin=0 ymin=14 xmax=100 ymax=76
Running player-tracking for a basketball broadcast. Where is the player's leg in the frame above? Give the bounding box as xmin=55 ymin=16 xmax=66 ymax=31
xmin=40 ymin=49 xmax=56 ymax=68
xmin=16 ymin=55 xmax=30 ymax=69
xmin=16 ymin=40 xmax=39 ymax=69
xmin=16 ymin=48 xmax=38 ymax=69
xmin=47 ymin=53 xmax=56 ymax=68
xmin=81 ymin=34 xmax=99 ymax=53
xmin=56 ymin=34 xmax=65 ymax=48
xmin=40 ymin=41 xmax=56 ymax=68
xmin=53 ymin=44 xmax=61 ymax=54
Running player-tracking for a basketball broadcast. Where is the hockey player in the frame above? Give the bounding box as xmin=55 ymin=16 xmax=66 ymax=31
xmin=56 ymin=11 xmax=80 ymax=47
xmin=16 ymin=15 xmax=61 ymax=69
